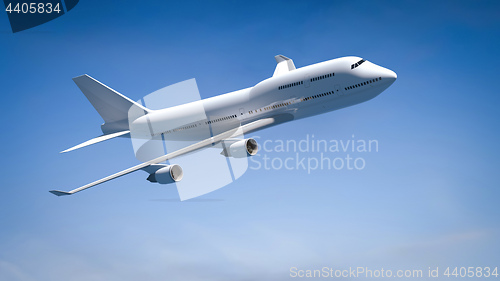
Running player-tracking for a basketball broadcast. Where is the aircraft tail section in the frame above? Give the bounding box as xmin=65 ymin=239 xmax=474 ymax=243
xmin=62 ymin=75 xmax=151 ymax=153
xmin=72 ymin=74 xmax=151 ymax=134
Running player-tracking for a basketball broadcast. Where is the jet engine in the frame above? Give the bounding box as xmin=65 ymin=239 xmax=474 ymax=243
xmin=221 ymin=138 xmax=258 ymax=158
xmin=147 ymin=164 xmax=184 ymax=184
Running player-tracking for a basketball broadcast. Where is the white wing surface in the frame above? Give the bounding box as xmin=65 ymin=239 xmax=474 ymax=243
xmin=50 ymin=118 xmax=275 ymax=196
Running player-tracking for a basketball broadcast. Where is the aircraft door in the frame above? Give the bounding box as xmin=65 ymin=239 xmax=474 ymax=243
xmin=239 ymin=107 xmax=245 ymax=117
xmin=335 ymin=84 xmax=343 ymax=95
xmin=304 ymin=75 xmax=310 ymax=88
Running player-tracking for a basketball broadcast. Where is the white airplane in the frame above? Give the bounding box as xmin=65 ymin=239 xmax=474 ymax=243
xmin=50 ymin=55 xmax=397 ymax=196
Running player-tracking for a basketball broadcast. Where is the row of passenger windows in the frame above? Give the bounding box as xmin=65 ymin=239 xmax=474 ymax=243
xmin=152 ymin=123 xmax=199 ymax=136
xmin=279 ymin=72 xmax=336 ymax=91
xmin=279 ymin=81 xmax=303 ymax=90
xmin=301 ymin=90 xmax=335 ymax=102
xmin=205 ymin=114 xmax=238 ymax=125
xmin=345 ymin=77 xmax=382 ymax=91
xmin=249 ymin=101 xmax=294 ymax=114
xmin=311 ymin=72 xmax=334 ymax=82
xmin=247 ymin=88 xmax=337 ymax=115
xmin=151 ymin=114 xmax=239 ymax=136
xmin=351 ymin=59 xmax=365 ymax=69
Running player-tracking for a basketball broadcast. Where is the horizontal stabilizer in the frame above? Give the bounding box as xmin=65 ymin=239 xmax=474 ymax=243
xmin=61 ymin=130 xmax=130 ymax=153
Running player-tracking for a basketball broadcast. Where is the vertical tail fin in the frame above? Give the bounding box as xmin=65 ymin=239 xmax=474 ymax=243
xmin=72 ymin=75 xmax=150 ymax=134
xmin=273 ymin=55 xmax=296 ymax=77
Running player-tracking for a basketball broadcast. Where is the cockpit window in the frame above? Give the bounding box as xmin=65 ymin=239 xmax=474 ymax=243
xmin=351 ymin=59 xmax=365 ymax=69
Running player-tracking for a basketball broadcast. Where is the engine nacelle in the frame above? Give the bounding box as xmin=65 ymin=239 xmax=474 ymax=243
xmin=222 ymin=138 xmax=258 ymax=158
xmin=147 ymin=164 xmax=184 ymax=184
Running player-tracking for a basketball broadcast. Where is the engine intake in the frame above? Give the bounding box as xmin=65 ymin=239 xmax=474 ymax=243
xmin=147 ymin=164 xmax=183 ymax=184
xmin=221 ymin=138 xmax=258 ymax=158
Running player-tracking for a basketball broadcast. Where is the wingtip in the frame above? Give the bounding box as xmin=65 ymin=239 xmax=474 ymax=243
xmin=60 ymin=146 xmax=75 ymax=153
xmin=50 ymin=190 xmax=72 ymax=196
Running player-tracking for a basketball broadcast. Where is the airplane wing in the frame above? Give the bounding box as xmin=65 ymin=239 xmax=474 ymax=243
xmin=49 ymin=117 xmax=276 ymax=196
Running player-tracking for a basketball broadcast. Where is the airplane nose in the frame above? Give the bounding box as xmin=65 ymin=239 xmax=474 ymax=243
xmin=388 ymin=69 xmax=397 ymax=81
xmin=381 ymin=67 xmax=397 ymax=84
xmin=365 ymin=61 xmax=397 ymax=85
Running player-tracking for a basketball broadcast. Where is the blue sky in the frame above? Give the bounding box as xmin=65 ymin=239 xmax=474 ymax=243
xmin=1 ymin=0 xmax=499 ymax=280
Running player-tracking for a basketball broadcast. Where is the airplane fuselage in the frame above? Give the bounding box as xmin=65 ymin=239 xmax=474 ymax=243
xmin=132 ymin=56 xmax=397 ymax=141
